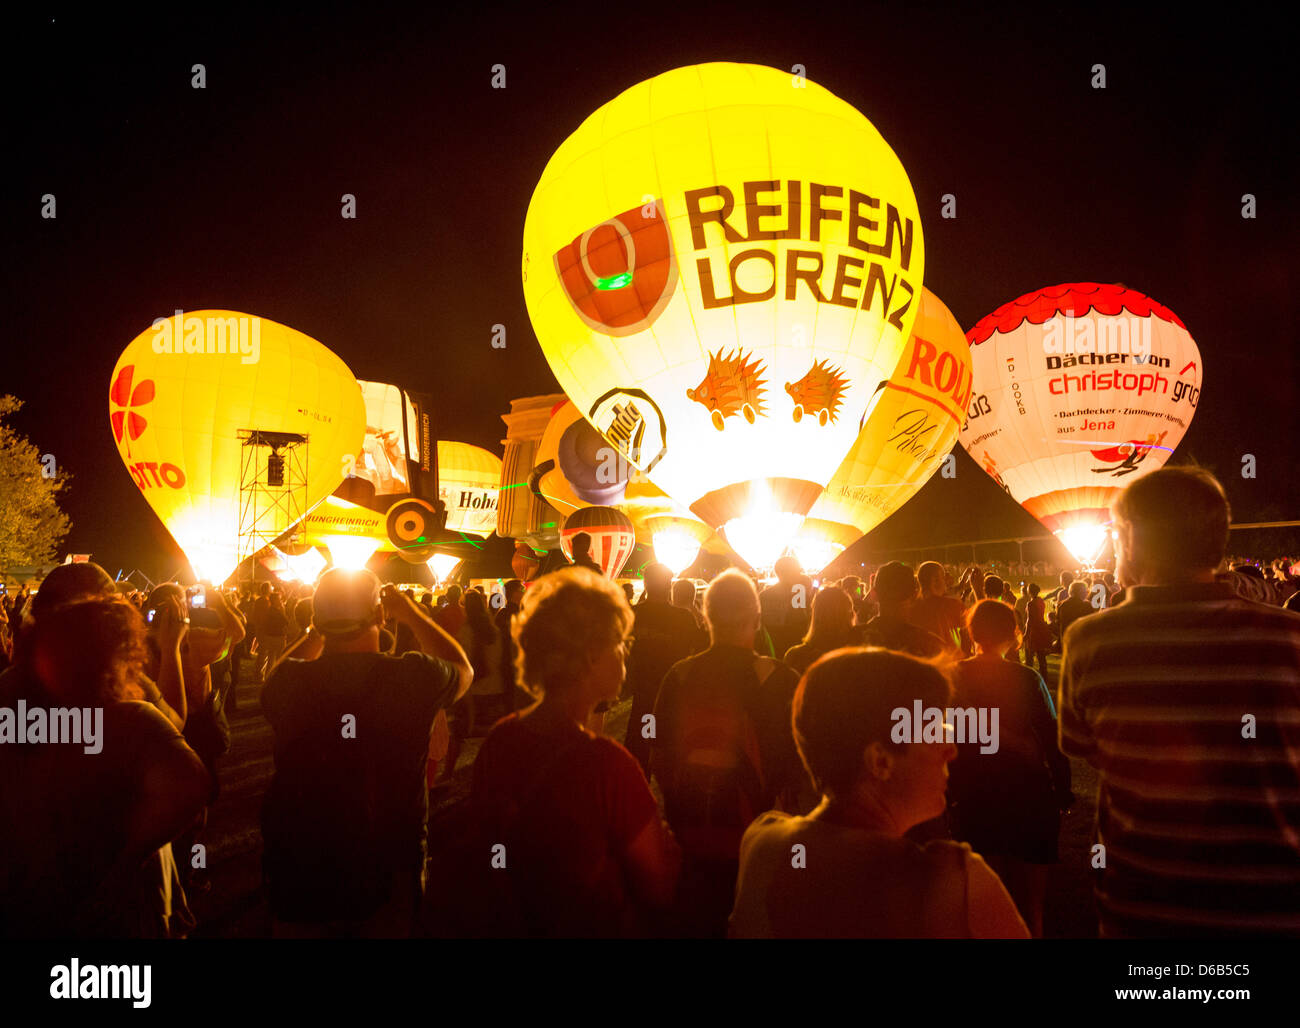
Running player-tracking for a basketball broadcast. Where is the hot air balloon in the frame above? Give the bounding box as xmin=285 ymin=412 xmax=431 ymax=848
xmin=437 ymin=441 xmax=502 ymax=538
xmin=959 ymin=283 xmax=1201 ymax=565
xmin=511 ymin=542 xmax=543 ymax=582
xmin=110 ymin=311 xmax=366 ymax=583
xmin=532 ymin=398 xmax=712 ymax=575
xmin=559 ymin=506 xmax=637 ymax=578
xmin=641 ymin=513 xmax=714 ymax=576
xmin=522 ymin=63 xmax=923 ymax=571
xmin=791 ymin=287 xmax=973 ymax=573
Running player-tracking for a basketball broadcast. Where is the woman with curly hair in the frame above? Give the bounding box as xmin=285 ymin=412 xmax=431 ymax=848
xmin=467 ymin=568 xmax=680 ymax=936
xmin=0 ymin=595 xmax=210 ymax=938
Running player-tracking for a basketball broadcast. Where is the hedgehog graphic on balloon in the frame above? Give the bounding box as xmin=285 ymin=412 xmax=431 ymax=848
xmin=686 ymin=349 xmax=769 ymax=430
xmin=786 ymin=359 xmax=849 ymax=425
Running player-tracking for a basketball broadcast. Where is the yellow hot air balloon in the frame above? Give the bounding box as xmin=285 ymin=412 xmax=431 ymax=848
xmin=522 ymin=62 xmax=923 ymax=571
xmin=958 ymin=283 xmax=1202 ymax=565
xmin=437 ymin=441 xmax=502 ymax=538
xmin=110 ymin=310 xmax=366 ymax=583
xmin=791 ymin=287 xmax=972 ymax=572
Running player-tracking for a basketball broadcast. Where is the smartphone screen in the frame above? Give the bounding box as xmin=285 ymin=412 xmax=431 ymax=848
xmin=146 ymin=607 xmax=157 ymax=624
xmin=189 ymin=586 xmax=206 ymax=609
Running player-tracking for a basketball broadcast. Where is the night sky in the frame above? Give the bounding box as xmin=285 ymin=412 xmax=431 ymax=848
xmin=6 ymin=6 xmax=1296 ymax=580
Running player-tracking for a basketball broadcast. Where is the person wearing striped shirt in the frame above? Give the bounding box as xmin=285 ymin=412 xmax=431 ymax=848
xmin=1059 ymin=466 xmax=1300 ymax=937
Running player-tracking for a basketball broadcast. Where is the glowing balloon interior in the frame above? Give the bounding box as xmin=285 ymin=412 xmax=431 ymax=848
xmin=110 ymin=311 xmax=366 ymax=583
xmin=273 ymin=545 xmax=327 ymax=583
xmin=322 ymin=534 xmax=382 ymax=571
xmin=523 ymin=63 xmax=923 ymax=568
xmin=958 ymin=283 xmax=1201 ymax=563
xmin=426 ymin=553 xmax=463 ymax=582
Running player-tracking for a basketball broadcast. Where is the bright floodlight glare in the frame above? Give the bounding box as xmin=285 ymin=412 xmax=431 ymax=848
xmin=276 ymin=546 xmax=327 ymax=584
xmin=724 ymin=511 xmax=803 ymax=572
xmin=723 ymin=480 xmax=805 ymax=571
xmin=426 ymin=553 xmax=462 ymax=582
xmin=651 ymin=527 xmax=702 ymax=576
xmin=185 ymin=549 xmax=228 ymax=586
xmin=791 ymin=539 xmax=843 ymax=576
xmin=324 ymin=535 xmax=382 ymax=571
xmin=1058 ymin=523 xmax=1109 ymax=566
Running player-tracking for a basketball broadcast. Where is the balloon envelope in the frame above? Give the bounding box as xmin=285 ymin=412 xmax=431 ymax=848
xmin=110 ymin=311 xmax=366 ymax=582
xmin=793 ymin=287 xmax=972 ymax=571
xmin=522 ymin=62 xmax=923 ymax=570
xmin=559 ymin=506 xmax=637 ymax=578
xmin=958 ymin=283 xmax=1201 ymax=563
xmin=437 ymin=441 xmax=502 ymax=538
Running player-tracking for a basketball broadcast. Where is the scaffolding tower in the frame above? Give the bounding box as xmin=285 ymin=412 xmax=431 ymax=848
xmin=237 ymin=430 xmax=309 ymax=581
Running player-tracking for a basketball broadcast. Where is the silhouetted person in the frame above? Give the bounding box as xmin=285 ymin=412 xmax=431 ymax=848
xmin=948 ymin=600 xmax=1071 ymax=937
xmin=1056 ymin=579 xmax=1094 ymax=638
xmin=623 ymin=563 xmax=707 ymax=773
xmin=860 ymin=562 xmax=945 ymax=658
xmin=652 ymin=570 xmax=806 ymax=937
xmin=784 ymin=586 xmax=857 ymax=675
xmin=261 ymin=569 xmax=472 ymax=937
xmin=0 ymin=595 xmax=209 ymax=938
xmin=909 ymin=561 xmax=971 ymax=654
xmin=465 ymin=568 xmax=679 ymax=936
xmin=1060 ymin=467 xmax=1300 ymax=937
xmin=729 ymin=648 xmax=1027 ymax=938
xmin=1024 ymin=583 xmax=1052 ymax=677
xmin=758 ymin=556 xmax=812 ymax=660
xmin=570 ymin=532 xmax=602 ymax=575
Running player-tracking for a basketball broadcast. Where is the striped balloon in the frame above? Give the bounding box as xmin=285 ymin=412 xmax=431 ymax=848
xmin=559 ymin=505 xmax=636 ymax=578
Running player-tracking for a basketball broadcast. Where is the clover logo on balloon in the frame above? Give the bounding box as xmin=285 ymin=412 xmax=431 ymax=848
xmin=110 ymin=365 xmax=155 ymax=456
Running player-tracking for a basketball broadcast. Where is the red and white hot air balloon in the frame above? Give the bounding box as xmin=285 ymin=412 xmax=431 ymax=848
xmin=559 ymin=505 xmax=637 ymax=578
xmin=959 ymin=283 xmax=1201 ymax=565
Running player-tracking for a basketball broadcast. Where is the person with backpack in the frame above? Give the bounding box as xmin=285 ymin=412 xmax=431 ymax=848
xmin=450 ymin=567 xmax=680 ymax=937
xmin=651 ymin=570 xmax=808 ymax=937
xmin=260 ymin=569 xmax=472 ymax=937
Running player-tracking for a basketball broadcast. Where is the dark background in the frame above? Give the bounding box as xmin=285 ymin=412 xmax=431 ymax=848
xmin=5 ymin=4 xmax=1296 ymax=580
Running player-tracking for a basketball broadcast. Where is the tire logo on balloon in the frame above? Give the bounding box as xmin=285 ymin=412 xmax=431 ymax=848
xmin=553 ymin=200 xmax=678 ymax=337
xmin=385 ymin=497 xmax=441 ymax=562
